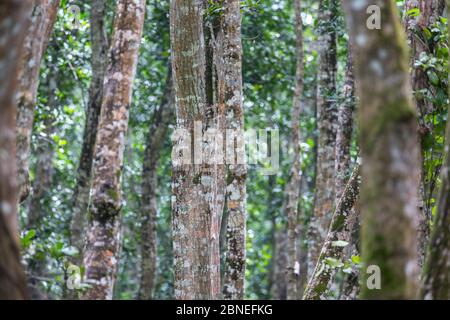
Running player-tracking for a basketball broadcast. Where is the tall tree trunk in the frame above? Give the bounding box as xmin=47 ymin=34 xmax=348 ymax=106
xmin=308 ymin=0 xmax=338 ymax=273
xmin=26 ymin=53 xmax=59 ymax=299
xmin=0 ymin=0 xmax=31 ymax=300
xmin=138 ymin=69 xmax=174 ymax=300
xmin=170 ymin=0 xmax=225 ymax=300
xmin=343 ymin=0 xmax=421 ymax=299
xmin=222 ymin=0 xmax=247 ymax=300
xmin=421 ymin=1 xmax=450 ymax=299
xmin=70 ymin=0 xmax=109 ymax=267
xmin=81 ymin=0 xmax=146 ymax=300
xmin=403 ymin=0 xmax=446 ymax=269
xmin=280 ymin=0 xmax=304 ymax=301
xmin=334 ymin=48 xmax=355 ymax=205
xmin=303 ymin=165 xmax=360 ymax=300
xmin=16 ymin=0 xmax=60 ymax=203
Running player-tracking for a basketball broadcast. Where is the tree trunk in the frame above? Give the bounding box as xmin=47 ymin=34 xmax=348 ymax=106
xmin=334 ymin=48 xmax=355 ymax=205
xmin=26 ymin=53 xmax=59 ymax=299
xmin=303 ymin=164 xmax=360 ymax=300
xmin=222 ymin=0 xmax=247 ymax=300
xmin=138 ymin=68 xmax=174 ymax=300
xmin=70 ymin=0 xmax=109 ymax=267
xmin=81 ymin=0 xmax=146 ymax=300
xmin=16 ymin=0 xmax=60 ymax=203
xmin=421 ymin=1 xmax=450 ymax=299
xmin=170 ymin=0 xmax=225 ymax=300
xmin=279 ymin=0 xmax=305 ymax=301
xmin=343 ymin=0 xmax=421 ymax=299
xmin=403 ymin=0 xmax=446 ymax=269
xmin=0 ymin=0 xmax=31 ymax=300
xmin=308 ymin=0 xmax=338 ymax=273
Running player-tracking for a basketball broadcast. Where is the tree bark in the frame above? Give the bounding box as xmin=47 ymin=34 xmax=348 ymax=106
xmin=403 ymin=0 xmax=446 ymax=269
xmin=0 ymin=0 xmax=31 ymax=300
xmin=16 ymin=0 xmax=60 ymax=203
xmin=70 ymin=0 xmax=109 ymax=267
xmin=334 ymin=48 xmax=355 ymax=205
xmin=138 ymin=68 xmax=174 ymax=300
xmin=343 ymin=0 xmax=421 ymax=299
xmin=222 ymin=0 xmax=247 ymax=300
xmin=280 ymin=0 xmax=305 ymax=301
xmin=421 ymin=1 xmax=450 ymax=300
xmin=81 ymin=0 xmax=146 ymax=300
xmin=308 ymin=0 xmax=338 ymax=274
xmin=170 ymin=0 xmax=226 ymax=300
xmin=303 ymin=164 xmax=360 ymax=300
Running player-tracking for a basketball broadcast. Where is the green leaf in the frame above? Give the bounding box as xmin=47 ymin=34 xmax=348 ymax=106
xmin=351 ymin=255 xmax=361 ymax=264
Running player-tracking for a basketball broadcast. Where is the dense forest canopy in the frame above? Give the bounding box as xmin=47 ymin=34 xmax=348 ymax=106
xmin=0 ymin=0 xmax=449 ymax=300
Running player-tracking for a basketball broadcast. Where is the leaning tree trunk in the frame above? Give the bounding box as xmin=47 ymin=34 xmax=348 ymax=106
xmin=70 ymin=0 xmax=109 ymax=266
xmin=403 ymin=0 xmax=446 ymax=269
xmin=81 ymin=0 xmax=146 ymax=300
xmin=421 ymin=1 xmax=450 ymax=300
xmin=343 ymin=0 xmax=421 ymax=299
xmin=138 ymin=69 xmax=174 ymax=300
xmin=281 ymin=0 xmax=304 ymax=301
xmin=303 ymin=165 xmax=360 ymax=300
xmin=0 ymin=0 xmax=31 ymax=300
xmin=16 ymin=0 xmax=60 ymax=203
xmin=308 ymin=0 xmax=338 ymax=273
xmin=222 ymin=0 xmax=247 ymax=300
xmin=170 ymin=0 xmax=226 ymax=300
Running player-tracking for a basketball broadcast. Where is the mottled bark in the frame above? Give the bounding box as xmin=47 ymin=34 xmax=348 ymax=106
xmin=308 ymin=0 xmax=338 ymax=273
xmin=70 ymin=0 xmax=109 ymax=267
xmin=334 ymin=48 xmax=355 ymax=205
xmin=138 ymin=69 xmax=174 ymax=300
xmin=81 ymin=0 xmax=146 ymax=300
xmin=222 ymin=0 xmax=247 ymax=300
xmin=170 ymin=0 xmax=225 ymax=300
xmin=403 ymin=0 xmax=445 ymax=269
xmin=421 ymin=1 xmax=450 ymax=300
xmin=303 ymin=165 xmax=360 ymax=300
xmin=279 ymin=0 xmax=305 ymax=301
xmin=0 ymin=0 xmax=31 ymax=300
xmin=16 ymin=0 xmax=60 ymax=203
xmin=343 ymin=0 xmax=421 ymax=299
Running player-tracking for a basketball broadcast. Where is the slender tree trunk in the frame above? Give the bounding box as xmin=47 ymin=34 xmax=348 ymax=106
xmin=421 ymin=1 xmax=450 ymax=299
xmin=222 ymin=0 xmax=247 ymax=300
xmin=334 ymin=48 xmax=355 ymax=205
xmin=16 ymin=0 xmax=60 ymax=203
xmin=343 ymin=0 xmax=421 ymax=299
xmin=0 ymin=0 xmax=31 ymax=300
xmin=26 ymin=54 xmax=59 ymax=299
xmin=403 ymin=0 xmax=445 ymax=269
xmin=280 ymin=0 xmax=305 ymax=301
xmin=170 ymin=0 xmax=226 ymax=300
xmin=81 ymin=0 xmax=146 ymax=300
xmin=70 ymin=0 xmax=109 ymax=266
xmin=303 ymin=165 xmax=360 ymax=300
xmin=308 ymin=0 xmax=338 ymax=273
xmin=138 ymin=69 xmax=174 ymax=300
